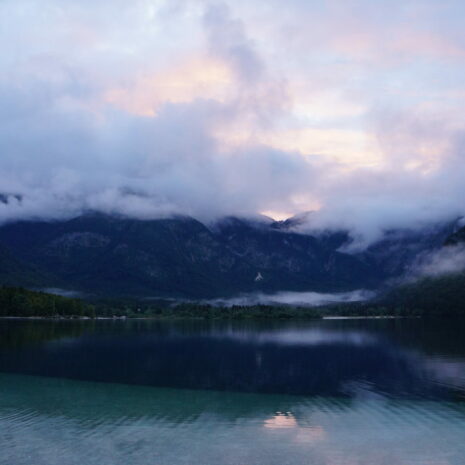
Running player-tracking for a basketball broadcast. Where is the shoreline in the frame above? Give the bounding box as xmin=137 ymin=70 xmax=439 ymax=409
xmin=322 ymin=315 xmax=413 ymax=320
xmin=1 ymin=315 xmax=415 ymax=321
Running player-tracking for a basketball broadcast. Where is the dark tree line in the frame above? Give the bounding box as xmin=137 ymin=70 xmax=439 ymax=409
xmin=0 ymin=286 xmax=95 ymax=318
xmin=380 ymin=273 xmax=465 ymax=317
xmin=81 ymin=301 xmax=324 ymax=320
xmin=0 ymin=286 xmax=323 ymax=319
xmin=2 ymin=272 xmax=465 ymax=319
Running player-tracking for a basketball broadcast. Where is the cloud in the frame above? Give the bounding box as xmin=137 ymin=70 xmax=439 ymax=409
xmin=40 ymin=288 xmax=84 ymax=298
xmin=409 ymin=244 xmax=465 ymax=279
xmin=203 ymin=3 xmax=263 ymax=83
xmin=204 ymin=289 xmax=375 ymax=307
xmin=0 ymin=0 xmax=465 ymax=246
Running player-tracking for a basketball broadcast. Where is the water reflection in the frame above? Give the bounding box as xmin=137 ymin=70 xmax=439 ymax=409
xmin=1 ymin=319 xmax=465 ymax=400
xmin=264 ymin=412 xmax=299 ymax=429
xmin=1 ymin=373 xmax=465 ymax=465
xmin=2 ymin=319 xmax=465 ymax=465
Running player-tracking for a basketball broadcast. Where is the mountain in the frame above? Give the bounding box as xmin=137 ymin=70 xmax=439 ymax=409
xmin=378 ymin=223 xmax=465 ymax=315
xmin=271 ymin=213 xmax=459 ymax=278
xmin=0 ymin=213 xmax=245 ymax=297
xmin=359 ymin=221 xmax=459 ymax=278
xmin=213 ymin=216 xmax=377 ymax=291
xmin=0 ymin=212 xmax=378 ymax=298
xmin=0 ymin=243 xmax=47 ymax=287
xmin=381 ymin=272 xmax=465 ymax=316
xmin=445 ymin=223 xmax=465 ymax=245
xmin=0 ymin=212 xmax=460 ymax=299
xmin=270 ymin=211 xmax=314 ymax=231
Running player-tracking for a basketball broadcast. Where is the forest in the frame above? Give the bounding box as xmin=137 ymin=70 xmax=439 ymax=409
xmin=2 ymin=272 xmax=465 ymax=320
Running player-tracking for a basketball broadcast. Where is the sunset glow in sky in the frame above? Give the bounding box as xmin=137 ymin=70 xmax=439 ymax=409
xmin=1 ymin=0 xmax=465 ymax=241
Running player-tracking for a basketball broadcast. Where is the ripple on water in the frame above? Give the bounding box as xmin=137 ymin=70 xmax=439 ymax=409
xmin=1 ymin=374 xmax=465 ymax=465
xmin=2 ymin=318 xmax=465 ymax=465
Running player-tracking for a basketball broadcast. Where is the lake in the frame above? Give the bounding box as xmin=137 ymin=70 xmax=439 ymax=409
xmin=1 ymin=318 xmax=465 ymax=464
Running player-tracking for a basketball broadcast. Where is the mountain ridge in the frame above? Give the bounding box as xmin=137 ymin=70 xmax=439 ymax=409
xmin=0 ymin=212 xmax=460 ymax=298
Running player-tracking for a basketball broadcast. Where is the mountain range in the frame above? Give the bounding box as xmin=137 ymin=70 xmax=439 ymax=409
xmin=0 ymin=211 xmax=462 ymax=299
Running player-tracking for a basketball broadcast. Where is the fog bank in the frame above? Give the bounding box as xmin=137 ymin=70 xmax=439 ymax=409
xmin=205 ymin=290 xmax=375 ymax=307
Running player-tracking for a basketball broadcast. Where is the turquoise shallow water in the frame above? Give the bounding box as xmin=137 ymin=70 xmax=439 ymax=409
xmin=1 ymin=373 xmax=465 ymax=465
xmin=1 ymin=319 xmax=465 ymax=464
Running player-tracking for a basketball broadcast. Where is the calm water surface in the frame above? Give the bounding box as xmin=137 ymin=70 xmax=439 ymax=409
xmin=1 ymin=318 xmax=465 ymax=464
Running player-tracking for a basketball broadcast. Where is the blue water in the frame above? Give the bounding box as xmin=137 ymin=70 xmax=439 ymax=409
xmin=1 ymin=318 xmax=465 ymax=464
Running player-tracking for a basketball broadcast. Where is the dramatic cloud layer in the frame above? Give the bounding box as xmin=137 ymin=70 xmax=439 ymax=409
xmin=1 ymin=0 xmax=465 ymax=243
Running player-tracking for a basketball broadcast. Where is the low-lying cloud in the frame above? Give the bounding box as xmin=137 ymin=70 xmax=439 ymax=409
xmin=205 ymin=290 xmax=375 ymax=307
xmin=40 ymin=288 xmax=85 ymax=298
xmin=409 ymin=244 xmax=465 ymax=279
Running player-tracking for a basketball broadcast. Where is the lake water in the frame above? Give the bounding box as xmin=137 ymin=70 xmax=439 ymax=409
xmin=1 ymin=318 xmax=465 ymax=465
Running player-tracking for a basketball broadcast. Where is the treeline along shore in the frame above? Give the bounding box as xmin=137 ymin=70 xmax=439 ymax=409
xmin=1 ymin=277 xmax=465 ymax=320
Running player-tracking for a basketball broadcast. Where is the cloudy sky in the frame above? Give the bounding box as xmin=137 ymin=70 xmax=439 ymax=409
xmin=1 ymin=0 xmax=465 ymax=242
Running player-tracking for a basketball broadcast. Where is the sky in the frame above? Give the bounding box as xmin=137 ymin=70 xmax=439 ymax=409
xmin=1 ymin=0 xmax=465 ymax=244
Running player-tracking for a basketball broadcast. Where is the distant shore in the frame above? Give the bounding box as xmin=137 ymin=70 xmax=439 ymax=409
xmin=0 ymin=314 xmax=418 ymax=321
xmin=322 ymin=315 xmax=409 ymax=320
